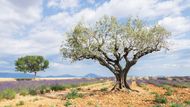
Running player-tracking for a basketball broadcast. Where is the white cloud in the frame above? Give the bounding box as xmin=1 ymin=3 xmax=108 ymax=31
xmin=51 ymin=62 xmax=83 ymax=69
xmin=0 ymin=0 xmax=42 ymax=37
xmin=0 ymin=0 xmax=190 ymax=76
xmin=48 ymin=0 xmax=79 ymax=9
xmin=93 ymin=0 xmax=187 ymax=19
xmin=0 ymin=60 xmax=9 ymax=65
xmin=168 ymin=39 xmax=190 ymax=51
xmin=0 ymin=29 xmax=63 ymax=56
xmin=158 ymin=16 xmax=190 ymax=35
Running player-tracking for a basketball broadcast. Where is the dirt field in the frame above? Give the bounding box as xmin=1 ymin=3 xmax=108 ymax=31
xmin=0 ymin=78 xmax=190 ymax=107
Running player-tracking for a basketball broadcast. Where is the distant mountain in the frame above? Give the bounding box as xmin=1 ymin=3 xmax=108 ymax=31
xmin=0 ymin=72 xmax=101 ymax=78
xmin=83 ymin=73 xmax=101 ymax=78
xmin=46 ymin=74 xmax=76 ymax=78
xmin=0 ymin=72 xmax=36 ymax=78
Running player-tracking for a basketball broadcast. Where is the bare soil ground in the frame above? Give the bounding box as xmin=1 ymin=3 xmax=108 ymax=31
xmin=0 ymin=80 xmax=190 ymax=107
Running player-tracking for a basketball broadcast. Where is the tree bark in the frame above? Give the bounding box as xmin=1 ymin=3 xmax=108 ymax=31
xmin=111 ymin=65 xmax=133 ymax=91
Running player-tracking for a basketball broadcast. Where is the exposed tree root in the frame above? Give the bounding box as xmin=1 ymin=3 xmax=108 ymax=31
xmin=110 ymin=82 xmax=139 ymax=92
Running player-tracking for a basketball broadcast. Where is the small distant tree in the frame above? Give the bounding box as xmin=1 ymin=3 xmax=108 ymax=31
xmin=15 ymin=56 xmax=49 ymax=77
xmin=60 ymin=16 xmax=171 ymax=91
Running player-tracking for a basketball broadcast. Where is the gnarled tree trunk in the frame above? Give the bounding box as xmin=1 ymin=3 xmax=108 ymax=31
xmin=111 ymin=68 xmax=131 ymax=91
xmin=111 ymin=64 xmax=138 ymax=91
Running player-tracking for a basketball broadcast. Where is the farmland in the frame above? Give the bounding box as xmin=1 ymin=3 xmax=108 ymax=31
xmin=0 ymin=77 xmax=189 ymax=107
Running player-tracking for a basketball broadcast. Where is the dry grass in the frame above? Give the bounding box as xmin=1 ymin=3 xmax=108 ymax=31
xmin=0 ymin=79 xmax=190 ymax=107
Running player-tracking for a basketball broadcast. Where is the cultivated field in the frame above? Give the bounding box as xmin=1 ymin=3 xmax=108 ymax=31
xmin=0 ymin=77 xmax=189 ymax=107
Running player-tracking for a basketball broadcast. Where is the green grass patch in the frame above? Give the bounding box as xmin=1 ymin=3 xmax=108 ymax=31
xmin=64 ymin=100 xmax=72 ymax=107
xmin=150 ymin=92 xmax=158 ymax=95
xmin=184 ymin=100 xmax=190 ymax=105
xmin=33 ymin=97 xmax=39 ymax=102
xmin=160 ymin=85 xmax=174 ymax=96
xmin=19 ymin=89 xmax=29 ymax=96
xmin=154 ymin=94 xmax=167 ymax=104
xmin=173 ymin=83 xmax=190 ymax=88
xmin=3 ymin=105 xmax=12 ymax=107
xmin=100 ymin=87 xmax=108 ymax=92
xmin=169 ymin=102 xmax=184 ymax=107
xmin=139 ymin=83 xmax=149 ymax=90
xmin=1 ymin=89 xmax=16 ymax=100
xmin=39 ymin=85 xmax=51 ymax=94
xmin=50 ymin=85 xmax=66 ymax=91
xmin=16 ymin=101 xmax=24 ymax=106
xmin=152 ymin=104 xmax=162 ymax=107
xmin=65 ymin=89 xmax=83 ymax=99
xmin=29 ymin=89 xmax=37 ymax=96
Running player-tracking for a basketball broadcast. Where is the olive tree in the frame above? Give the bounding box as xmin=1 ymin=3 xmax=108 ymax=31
xmin=60 ymin=16 xmax=170 ymax=90
xmin=15 ymin=56 xmax=49 ymax=77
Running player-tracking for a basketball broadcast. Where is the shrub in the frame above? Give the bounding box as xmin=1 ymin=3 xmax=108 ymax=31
xmin=100 ymin=87 xmax=108 ymax=92
xmin=169 ymin=103 xmax=183 ymax=107
xmin=138 ymin=83 xmax=149 ymax=90
xmin=50 ymin=85 xmax=66 ymax=91
xmin=66 ymin=89 xmax=83 ymax=99
xmin=162 ymin=85 xmax=174 ymax=96
xmin=16 ymin=101 xmax=24 ymax=106
xmin=19 ymin=89 xmax=29 ymax=96
xmin=184 ymin=100 xmax=190 ymax=105
xmin=63 ymin=84 xmax=79 ymax=89
xmin=154 ymin=94 xmax=167 ymax=104
xmin=64 ymin=100 xmax=72 ymax=107
xmin=39 ymin=85 xmax=51 ymax=94
xmin=33 ymin=98 xmax=39 ymax=102
xmin=1 ymin=89 xmax=16 ymax=100
xmin=87 ymin=101 xmax=93 ymax=105
xmin=76 ymin=87 xmax=82 ymax=91
xmin=0 ymin=93 xmax=3 ymax=100
xmin=29 ymin=89 xmax=37 ymax=96
xmin=165 ymin=91 xmax=172 ymax=96
xmin=152 ymin=104 xmax=162 ymax=107
xmin=150 ymin=92 xmax=158 ymax=95
xmin=4 ymin=105 xmax=12 ymax=107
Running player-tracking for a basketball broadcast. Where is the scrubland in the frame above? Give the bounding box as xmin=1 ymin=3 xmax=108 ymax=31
xmin=0 ymin=77 xmax=189 ymax=107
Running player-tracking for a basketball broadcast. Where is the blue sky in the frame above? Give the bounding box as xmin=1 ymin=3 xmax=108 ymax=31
xmin=0 ymin=0 xmax=190 ymax=77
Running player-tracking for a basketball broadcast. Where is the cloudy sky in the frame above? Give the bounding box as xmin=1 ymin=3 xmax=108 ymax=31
xmin=0 ymin=0 xmax=190 ymax=77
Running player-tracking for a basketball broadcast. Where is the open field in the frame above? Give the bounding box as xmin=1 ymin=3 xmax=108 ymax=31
xmin=0 ymin=77 xmax=189 ymax=107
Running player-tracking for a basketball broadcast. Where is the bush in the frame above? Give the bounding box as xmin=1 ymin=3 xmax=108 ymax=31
xmin=154 ymin=94 xmax=167 ymax=104
xmin=66 ymin=89 xmax=83 ymax=99
xmin=139 ymin=83 xmax=149 ymax=90
xmin=1 ymin=89 xmax=16 ymax=100
xmin=162 ymin=85 xmax=174 ymax=96
xmin=64 ymin=100 xmax=72 ymax=107
xmin=87 ymin=101 xmax=93 ymax=105
xmin=0 ymin=93 xmax=3 ymax=100
xmin=33 ymin=98 xmax=39 ymax=102
xmin=100 ymin=87 xmax=108 ymax=92
xmin=19 ymin=89 xmax=29 ymax=96
xmin=64 ymin=84 xmax=79 ymax=89
xmin=16 ymin=101 xmax=24 ymax=106
xmin=29 ymin=89 xmax=37 ymax=96
xmin=152 ymin=104 xmax=162 ymax=107
xmin=150 ymin=92 xmax=158 ymax=95
xmin=165 ymin=90 xmax=173 ymax=96
xmin=169 ymin=103 xmax=183 ymax=107
xmin=39 ymin=85 xmax=51 ymax=94
xmin=50 ymin=85 xmax=66 ymax=91
xmin=184 ymin=100 xmax=190 ymax=105
xmin=3 ymin=105 xmax=12 ymax=107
